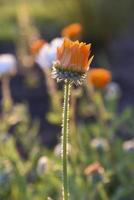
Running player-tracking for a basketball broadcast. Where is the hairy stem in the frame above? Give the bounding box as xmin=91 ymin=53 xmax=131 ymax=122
xmin=62 ymin=80 xmax=71 ymax=200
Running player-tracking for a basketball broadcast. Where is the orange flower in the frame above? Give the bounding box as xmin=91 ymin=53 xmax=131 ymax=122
xmin=56 ymin=39 xmax=93 ymax=73
xmin=84 ymin=162 xmax=104 ymax=176
xmin=88 ymin=68 xmax=111 ymax=88
xmin=52 ymin=39 xmax=93 ymax=84
xmin=30 ymin=39 xmax=45 ymax=55
xmin=61 ymin=23 xmax=82 ymax=40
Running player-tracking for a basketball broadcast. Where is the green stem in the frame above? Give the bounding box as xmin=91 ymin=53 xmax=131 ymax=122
xmin=62 ymin=80 xmax=71 ymax=200
xmin=2 ymin=75 xmax=13 ymax=112
xmin=97 ymin=183 xmax=109 ymax=200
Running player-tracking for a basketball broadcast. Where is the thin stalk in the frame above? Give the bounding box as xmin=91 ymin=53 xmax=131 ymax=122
xmin=97 ymin=183 xmax=109 ymax=200
xmin=2 ymin=75 xmax=13 ymax=112
xmin=62 ymin=80 xmax=71 ymax=200
xmin=43 ymin=68 xmax=61 ymax=112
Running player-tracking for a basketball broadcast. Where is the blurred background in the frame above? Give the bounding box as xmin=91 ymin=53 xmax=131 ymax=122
xmin=0 ymin=0 xmax=134 ymax=199
xmin=0 ymin=0 xmax=134 ymax=108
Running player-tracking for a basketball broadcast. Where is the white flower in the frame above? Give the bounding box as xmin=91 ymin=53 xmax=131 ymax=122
xmin=0 ymin=54 xmax=17 ymax=76
xmin=105 ymin=82 xmax=121 ymax=100
xmin=36 ymin=38 xmax=64 ymax=69
xmin=50 ymin=38 xmax=64 ymax=48
xmin=54 ymin=143 xmax=71 ymax=157
xmin=123 ymin=139 xmax=134 ymax=153
xmin=90 ymin=138 xmax=109 ymax=151
xmin=36 ymin=44 xmax=52 ymax=68
xmin=36 ymin=156 xmax=48 ymax=177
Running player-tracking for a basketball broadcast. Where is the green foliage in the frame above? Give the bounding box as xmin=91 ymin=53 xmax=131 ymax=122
xmin=0 ymin=82 xmax=134 ymax=199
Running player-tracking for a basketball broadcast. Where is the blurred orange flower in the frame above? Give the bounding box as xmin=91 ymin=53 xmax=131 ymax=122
xmin=84 ymin=162 xmax=104 ymax=176
xmin=56 ymin=39 xmax=93 ymax=73
xmin=30 ymin=39 xmax=46 ymax=55
xmin=61 ymin=23 xmax=82 ymax=40
xmin=88 ymin=68 xmax=111 ymax=88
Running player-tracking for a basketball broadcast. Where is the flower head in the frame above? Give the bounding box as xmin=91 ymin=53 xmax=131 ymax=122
xmin=30 ymin=39 xmax=46 ymax=55
xmin=88 ymin=68 xmax=111 ymax=88
xmin=61 ymin=23 xmax=82 ymax=40
xmin=105 ymin=82 xmax=121 ymax=100
xmin=36 ymin=156 xmax=48 ymax=177
xmin=0 ymin=54 xmax=17 ymax=76
xmin=54 ymin=143 xmax=72 ymax=157
xmin=123 ymin=139 xmax=134 ymax=153
xmin=84 ymin=162 xmax=107 ymax=184
xmin=36 ymin=38 xmax=63 ymax=69
xmin=84 ymin=162 xmax=104 ymax=176
xmin=52 ymin=39 xmax=93 ymax=84
xmin=50 ymin=38 xmax=64 ymax=48
xmin=90 ymin=138 xmax=109 ymax=152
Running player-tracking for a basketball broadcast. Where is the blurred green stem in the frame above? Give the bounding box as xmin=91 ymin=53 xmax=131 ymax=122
xmin=62 ymin=80 xmax=71 ymax=200
xmin=2 ymin=75 xmax=12 ymax=112
xmin=97 ymin=183 xmax=109 ymax=200
xmin=43 ymin=69 xmax=61 ymax=111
